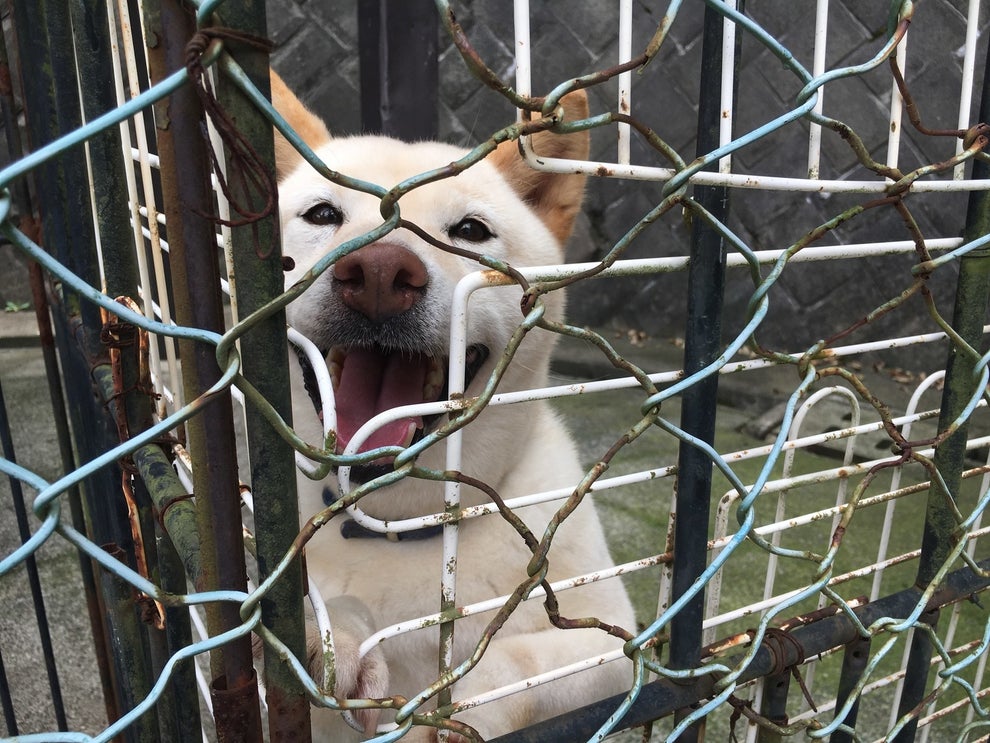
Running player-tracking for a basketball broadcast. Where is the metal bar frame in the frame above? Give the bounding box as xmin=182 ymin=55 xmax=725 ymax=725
xmin=668 ymin=4 xmax=736 ymax=738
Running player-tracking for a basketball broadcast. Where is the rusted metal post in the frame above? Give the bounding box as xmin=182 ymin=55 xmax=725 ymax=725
xmin=98 ymin=545 xmax=161 ymax=743
xmin=212 ymin=3 xmax=313 ymax=738
xmin=141 ymin=1 xmax=262 ymax=739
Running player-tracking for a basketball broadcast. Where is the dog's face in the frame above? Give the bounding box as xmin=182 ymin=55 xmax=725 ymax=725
xmin=272 ymin=74 xmax=589 ymax=492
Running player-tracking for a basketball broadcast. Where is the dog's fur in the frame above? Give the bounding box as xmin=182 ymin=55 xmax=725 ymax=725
xmin=272 ymin=73 xmax=635 ymax=741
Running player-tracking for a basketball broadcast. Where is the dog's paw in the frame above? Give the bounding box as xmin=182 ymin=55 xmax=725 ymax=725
xmin=306 ymin=595 xmax=389 ymax=736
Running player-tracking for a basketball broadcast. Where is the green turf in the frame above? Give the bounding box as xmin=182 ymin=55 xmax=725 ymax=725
xmin=551 ymin=380 xmax=990 ymax=741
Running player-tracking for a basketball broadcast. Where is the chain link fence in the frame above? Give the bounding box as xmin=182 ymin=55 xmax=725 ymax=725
xmin=2 ymin=0 xmax=990 ymax=741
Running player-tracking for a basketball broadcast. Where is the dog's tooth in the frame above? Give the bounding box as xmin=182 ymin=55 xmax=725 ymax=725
xmin=329 ymin=347 xmax=346 ymax=390
xmin=423 ymin=357 xmax=444 ymax=401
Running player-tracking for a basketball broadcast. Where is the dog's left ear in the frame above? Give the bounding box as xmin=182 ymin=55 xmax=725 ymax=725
xmin=270 ymin=71 xmax=332 ymax=181
xmin=490 ymin=90 xmax=590 ymax=245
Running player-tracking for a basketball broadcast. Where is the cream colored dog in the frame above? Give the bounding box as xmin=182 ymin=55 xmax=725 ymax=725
xmin=271 ymin=73 xmax=635 ymax=741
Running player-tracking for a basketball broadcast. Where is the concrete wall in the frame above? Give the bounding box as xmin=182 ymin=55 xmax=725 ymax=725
xmin=268 ymin=0 xmax=988 ymax=372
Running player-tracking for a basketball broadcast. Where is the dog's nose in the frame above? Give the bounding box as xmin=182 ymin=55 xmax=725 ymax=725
xmin=332 ymin=243 xmax=428 ymax=322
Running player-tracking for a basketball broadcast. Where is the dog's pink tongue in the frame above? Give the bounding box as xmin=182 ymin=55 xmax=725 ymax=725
xmin=335 ymin=348 xmax=429 ymax=454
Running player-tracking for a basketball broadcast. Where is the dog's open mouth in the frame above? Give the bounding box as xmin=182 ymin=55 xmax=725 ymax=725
xmin=329 ymin=343 xmax=490 ymax=463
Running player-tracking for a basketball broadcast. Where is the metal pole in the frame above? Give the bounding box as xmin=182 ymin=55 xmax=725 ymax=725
xmin=141 ymin=1 xmax=262 ymax=739
xmin=213 ymin=4 xmax=313 ymax=738
xmin=131 ymin=434 xmax=211 ymax=741
xmin=11 ymin=0 xmax=101 ymax=328
xmin=830 ymin=635 xmax=871 ymax=743
xmin=68 ymin=0 xmax=139 ymax=300
xmin=98 ymin=545 xmax=160 ymax=743
xmin=757 ymin=670 xmax=789 ymax=743
xmin=71 ymin=1 xmax=200 ymax=738
xmin=893 ymin=29 xmax=990 ymax=743
xmin=669 ymin=4 xmax=739 ymax=739
xmin=88 ymin=361 xmax=205 ymax=741
xmin=0 ymin=644 xmax=15 ymax=735
xmin=358 ymin=0 xmax=438 ymax=139
xmin=26 ymin=262 xmax=119 ymax=727
xmin=0 ymin=377 xmax=68 ymax=730
xmin=135 ymin=477 xmax=201 ymax=743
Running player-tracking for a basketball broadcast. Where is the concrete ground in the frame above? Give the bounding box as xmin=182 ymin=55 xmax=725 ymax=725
xmin=0 ymin=260 xmax=942 ymax=739
xmin=0 ymin=310 xmax=110 ymax=735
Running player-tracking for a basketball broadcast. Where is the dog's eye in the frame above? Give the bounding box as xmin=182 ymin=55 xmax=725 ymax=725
xmin=302 ymin=202 xmax=343 ymax=226
xmin=448 ymin=217 xmax=493 ymax=243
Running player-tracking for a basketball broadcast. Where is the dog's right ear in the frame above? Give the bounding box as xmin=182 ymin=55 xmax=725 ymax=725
xmin=270 ymin=71 xmax=331 ymax=181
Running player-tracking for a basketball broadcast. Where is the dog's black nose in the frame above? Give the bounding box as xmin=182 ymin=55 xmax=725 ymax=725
xmin=332 ymin=243 xmax=428 ymax=322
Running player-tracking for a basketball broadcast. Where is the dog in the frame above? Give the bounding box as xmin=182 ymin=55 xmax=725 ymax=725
xmin=270 ymin=72 xmax=636 ymax=741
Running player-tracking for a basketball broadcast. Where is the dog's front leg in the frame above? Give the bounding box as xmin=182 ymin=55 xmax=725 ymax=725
xmin=306 ymin=595 xmax=389 ymax=737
